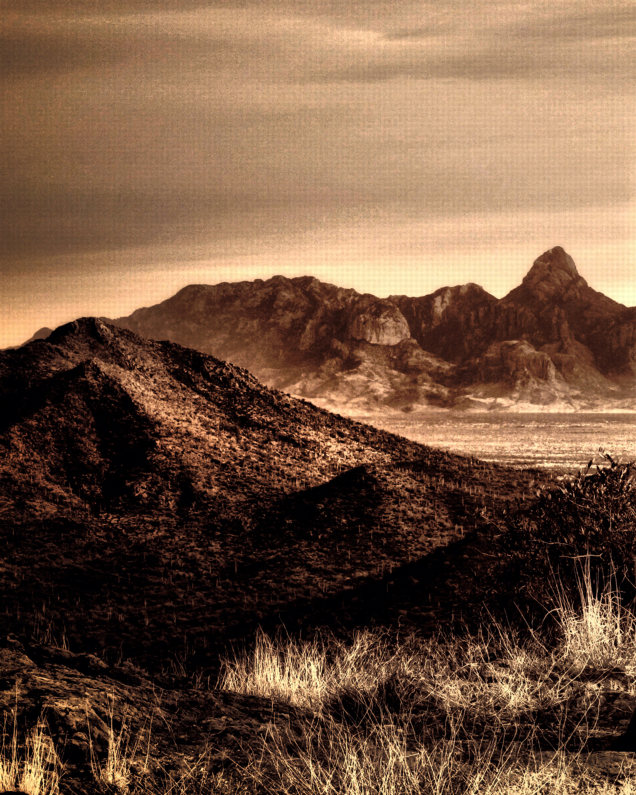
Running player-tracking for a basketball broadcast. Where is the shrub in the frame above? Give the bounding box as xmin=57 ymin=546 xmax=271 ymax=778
xmin=0 ymin=716 xmax=60 ymax=795
xmin=505 ymin=453 xmax=636 ymax=609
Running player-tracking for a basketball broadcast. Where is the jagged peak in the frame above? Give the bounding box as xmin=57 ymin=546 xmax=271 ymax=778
xmin=522 ymin=247 xmax=584 ymax=288
xmin=503 ymin=247 xmax=588 ymax=304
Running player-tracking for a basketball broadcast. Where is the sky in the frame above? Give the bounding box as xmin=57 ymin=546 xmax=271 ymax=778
xmin=1 ymin=1 xmax=635 ymax=347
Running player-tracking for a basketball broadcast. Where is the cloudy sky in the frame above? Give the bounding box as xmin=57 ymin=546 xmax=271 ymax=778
xmin=2 ymin=1 xmax=634 ymax=347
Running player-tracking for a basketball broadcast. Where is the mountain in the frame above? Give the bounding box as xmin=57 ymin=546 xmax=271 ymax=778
xmin=1 ymin=318 xmax=539 ymax=670
xmin=22 ymin=325 xmax=54 ymax=345
xmin=116 ymin=247 xmax=636 ymax=411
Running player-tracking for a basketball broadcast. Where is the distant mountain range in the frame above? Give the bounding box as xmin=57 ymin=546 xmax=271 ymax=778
xmin=22 ymin=247 xmax=635 ymax=411
xmin=108 ymin=246 xmax=634 ymax=412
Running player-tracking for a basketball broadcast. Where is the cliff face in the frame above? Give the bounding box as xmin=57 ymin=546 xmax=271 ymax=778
xmin=111 ymin=247 xmax=635 ymax=411
xmin=348 ymin=298 xmax=411 ymax=346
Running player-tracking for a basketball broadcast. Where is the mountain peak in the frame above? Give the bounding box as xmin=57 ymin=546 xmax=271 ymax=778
xmin=523 ymin=246 xmax=583 ymax=288
xmin=47 ymin=316 xmax=115 ymax=344
xmin=503 ymin=247 xmax=587 ymax=306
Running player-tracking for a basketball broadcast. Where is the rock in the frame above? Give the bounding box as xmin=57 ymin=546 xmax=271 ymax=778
xmin=0 ymin=640 xmax=313 ymax=791
xmin=348 ymin=300 xmax=410 ymax=346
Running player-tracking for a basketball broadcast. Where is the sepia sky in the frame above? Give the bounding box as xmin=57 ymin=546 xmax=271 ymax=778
xmin=1 ymin=1 xmax=635 ymax=347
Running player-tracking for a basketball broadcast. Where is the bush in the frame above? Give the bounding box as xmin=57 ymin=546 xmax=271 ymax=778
xmin=505 ymin=453 xmax=636 ymax=609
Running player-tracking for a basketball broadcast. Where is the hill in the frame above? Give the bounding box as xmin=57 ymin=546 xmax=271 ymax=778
xmin=0 ymin=318 xmax=542 ymax=671
xmin=116 ymin=247 xmax=636 ymax=411
xmin=3 ymin=320 xmax=636 ymax=793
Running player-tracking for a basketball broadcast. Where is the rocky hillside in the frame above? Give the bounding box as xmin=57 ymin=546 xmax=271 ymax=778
xmin=1 ymin=319 xmax=541 ymax=671
xmin=4 ymin=320 xmax=634 ymax=793
xmin=116 ymin=247 xmax=635 ymax=411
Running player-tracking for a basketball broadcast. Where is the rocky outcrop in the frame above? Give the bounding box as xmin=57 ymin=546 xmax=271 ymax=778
xmin=590 ymin=307 xmax=636 ymax=377
xmin=391 ymin=283 xmax=499 ymax=363
xmin=0 ymin=636 xmax=308 ymax=794
xmin=110 ymin=248 xmax=635 ymax=410
xmin=348 ymin=299 xmax=410 ymax=346
xmin=465 ymin=340 xmax=572 ymax=405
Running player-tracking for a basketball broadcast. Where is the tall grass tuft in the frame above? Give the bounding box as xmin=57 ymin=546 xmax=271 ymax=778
xmin=89 ymin=697 xmax=152 ymax=793
xmin=553 ymin=559 xmax=636 ymax=675
xmin=220 ymin=561 xmax=636 ymax=794
xmin=0 ymin=715 xmax=60 ymax=795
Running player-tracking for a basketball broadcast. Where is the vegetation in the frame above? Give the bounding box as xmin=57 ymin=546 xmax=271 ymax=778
xmin=4 ymin=323 xmax=636 ymax=792
xmin=6 ymin=566 xmax=636 ymax=794
xmin=0 ymin=714 xmax=60 ymax=795
xmin=506 ymin=455 xmax=636 ymax=613
xmin=218 ymin=573 xmax=636 ymax=794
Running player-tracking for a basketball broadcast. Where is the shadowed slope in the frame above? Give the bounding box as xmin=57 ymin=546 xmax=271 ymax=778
xmin=0 ymin=318 xmax=543 ymax=670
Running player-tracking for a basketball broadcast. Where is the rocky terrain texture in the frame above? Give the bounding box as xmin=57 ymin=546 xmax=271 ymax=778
xmin=116 ymin=247 xmax=636 ymax=411
xmin=3 ymin=628 xmax=636 ymax=795
xmin=0 ymin=319 xmax=543 ymax=671
xmin=0 ymin=634 xmax=310 ymax=794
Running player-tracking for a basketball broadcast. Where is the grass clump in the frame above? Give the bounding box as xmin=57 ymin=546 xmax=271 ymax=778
xmin=553 ymin=563 xmax=636 ymax=676
xmin=0 ymin=715 xmax=60 ymax=795
xmin=90 ymin=698 xmax=152 ymax=793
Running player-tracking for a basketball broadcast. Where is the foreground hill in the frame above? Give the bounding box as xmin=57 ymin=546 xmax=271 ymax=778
xmin=116 ymin=247 xmax=636 ymax=411
xmin=0 ymin=319 xmax=542 ymax=670
xmin=4 ymin=322 xmax=636 ymax=793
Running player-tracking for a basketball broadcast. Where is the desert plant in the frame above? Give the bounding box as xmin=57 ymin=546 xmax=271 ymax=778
xmin=0 ymin=714 xmax=60 ymax=795
xmin=506 ymin=453 xmax=636 ymax=609
xmin=89 ymin=697 xmax=151 ymax=793
xmin=552 ymin=558 xmax=636 ymax=675
xmin=220 ymin=630 xmax=330 ymax=709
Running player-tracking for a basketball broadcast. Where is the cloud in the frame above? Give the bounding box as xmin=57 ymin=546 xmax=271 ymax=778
xmin=510 ymin=6 xmax=636 ymax=41
xmin=1 ymin=2 xmax=633 ymax=276
xmin=0 ymin=10 xmax=290 ymax=79
xmin=4 ymin=3 xmax=634 ymax=86
xmin=314 ymin=39 xmax=633 ymax=83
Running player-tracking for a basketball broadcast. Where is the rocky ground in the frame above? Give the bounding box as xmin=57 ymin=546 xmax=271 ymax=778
xmin=0 ymin=319 xmax=545 ymax=674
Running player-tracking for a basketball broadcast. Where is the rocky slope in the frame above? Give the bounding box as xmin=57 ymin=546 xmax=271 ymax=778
xmin=116 ymin=247 xmax=636 ymax=411
xmin=3 ymin=320 xmax=635 ymax=791
xmin=1 ymin=319 xmax=541 ymax=671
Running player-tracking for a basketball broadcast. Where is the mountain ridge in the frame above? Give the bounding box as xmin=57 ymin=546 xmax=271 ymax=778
xmin=1 ymin=317 xmax=542 ymax=668
xmin=110 ymin=247 xmax=635 ymax=411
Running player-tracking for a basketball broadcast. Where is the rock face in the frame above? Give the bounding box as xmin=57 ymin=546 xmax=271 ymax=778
xmin=109 ymin=247 xmax=633 ymax=410
xmin=466 ymin=340 xmax=572 ymax=406
xmin=348 ymin=299 xmax=411 ymax=345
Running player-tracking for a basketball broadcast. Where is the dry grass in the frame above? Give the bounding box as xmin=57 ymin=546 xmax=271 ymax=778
xmin=89 ymin=697 xmax=152 ymax=793
xmin=5 ymin=564 xmax=636 ymax=794
xmin=220 ymin=625 xmax=574 ymax=723
xmin=552 ymin=563 xmax=636 ymax=676
xmin=219 ymin=565 xmax=636 ymax=794
xmin=0 ymin=714 xmax=60 ymax=795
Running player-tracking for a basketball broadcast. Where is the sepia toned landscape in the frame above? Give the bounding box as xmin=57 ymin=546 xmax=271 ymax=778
xmin=3 ymin=2 xmax=636 ymax=793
